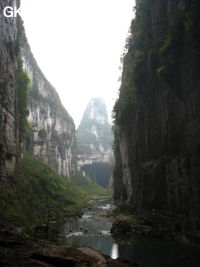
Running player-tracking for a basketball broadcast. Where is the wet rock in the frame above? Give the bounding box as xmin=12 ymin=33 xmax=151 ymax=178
xmin=15 ymin=227 xmax=24 ymax=235
xmin=34 ymin=224 xmax=49 ymax=233
xmin=111 ymin=221 xmax=132 ymax=234
xmin=0 ymin=226 xmax=137 ymax=266
xmin=48 ymin=221 xmax=57 ymax=225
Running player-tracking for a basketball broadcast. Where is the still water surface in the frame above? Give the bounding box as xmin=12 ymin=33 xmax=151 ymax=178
xmin=49 ymin=201 xmax=200 ymax=267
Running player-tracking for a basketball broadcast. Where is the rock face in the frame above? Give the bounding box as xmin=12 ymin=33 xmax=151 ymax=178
xmin=0 ymin=0 xmax=21 ymax=196
xmin=0 ymin=226 xmax=136 ymax=267
xmin=19 ymin=21 xmax=76 ymax=177
xmin=0 ymin=0 xmax=76 ymax=184
xmin=77 ymin=98 xmax=113 ymax=187
xmin=113 ymin=0 xmax=200 ymax=240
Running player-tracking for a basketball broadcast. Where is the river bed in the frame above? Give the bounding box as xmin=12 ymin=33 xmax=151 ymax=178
xmin=47 ymin=200 xmax=200 ymax=267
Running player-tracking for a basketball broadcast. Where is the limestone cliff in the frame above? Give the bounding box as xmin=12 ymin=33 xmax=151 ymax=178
xmin=0 ymin=0 xmax=21 ymax=192
xmin=113 ymin=0 xmax=200 ymax=240
xmin=18 ymin=20 xmax=76 ymax=177
xmin=77 ymin=98 xmax=113 ymax=187
xmin=0 ymin=0 xmax=76 ymax=181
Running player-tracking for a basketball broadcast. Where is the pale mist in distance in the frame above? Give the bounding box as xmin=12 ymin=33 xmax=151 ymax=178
xmin=21 ymin=0 xmax=135 ymax=127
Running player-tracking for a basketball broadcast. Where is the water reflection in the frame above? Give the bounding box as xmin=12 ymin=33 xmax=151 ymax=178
xmin=111 ymin=243 xmax=119 ymax=259
xmin=48 ymin=201 xmax=200 ymax=267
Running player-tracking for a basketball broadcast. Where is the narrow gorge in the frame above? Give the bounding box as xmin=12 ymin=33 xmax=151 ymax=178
xmin=0 ymin=0 xmax=106 ymax=233
xmin=0 ymin=1 xmax=118 ymax=265
xmin=0 ymin=0 xmax=200 ymax=266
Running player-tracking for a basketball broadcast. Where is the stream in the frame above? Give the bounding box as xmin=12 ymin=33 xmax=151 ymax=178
xmin=47 ymin=199 xmax=200 ymax=267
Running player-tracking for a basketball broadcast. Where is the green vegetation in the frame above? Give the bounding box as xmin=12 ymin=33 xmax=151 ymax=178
xmin=112 ymin=0 xmax=151 ymax=125
xmin=113 ymin=0 xmax=200 ymax=125
xmin=1 ymin=154 xmax=109 ymax=228
xmin=17 ymin=70 xmax=30 ymax=137
xmin=17 ymin=17 xmax=74 ymax=131
xmin=112 ymin=0 xmax=200 ymax=207
xmin=81 ymin=162 xmax=112 ymax=188
xmin=15 ymin=17 xmax=30 ymax=139
xmin=111 ymin=203 xmax=134 ymax=217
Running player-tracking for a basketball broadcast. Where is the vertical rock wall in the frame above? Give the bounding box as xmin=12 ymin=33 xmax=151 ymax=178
xmin=0 ymin=0 xmax=20 ymax=199
xmin=19 ymin=25 xmax=76 ymax=177
xmin=113 ymin=0 xmax=200 ymax=239
xmin=0 ymin=0 xmax=76 ymax=181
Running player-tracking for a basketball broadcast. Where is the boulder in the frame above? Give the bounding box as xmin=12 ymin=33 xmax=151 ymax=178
xmin=111 ymin=221 xmax=132 ymax=234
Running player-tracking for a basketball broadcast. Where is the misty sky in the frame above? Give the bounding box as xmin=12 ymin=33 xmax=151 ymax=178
xmin=21 ymin=0 xmax=135 ymax=127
